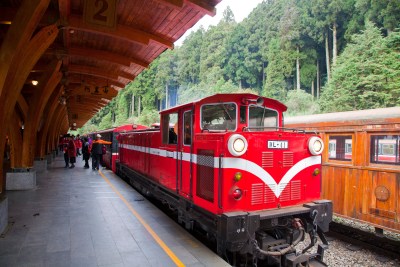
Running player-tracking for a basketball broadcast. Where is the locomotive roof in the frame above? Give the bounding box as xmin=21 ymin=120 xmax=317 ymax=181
xmin=160 ymin=93 xmax=288 ymax=114
xmin=285 ymin=107 xmax=400 ymax=125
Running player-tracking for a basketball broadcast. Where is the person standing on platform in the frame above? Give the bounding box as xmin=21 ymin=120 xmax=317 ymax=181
xmin=63 ymin=136 xmax=69 ymax=168
xmin=82 ymin=136 xmax=91 ymax=168
xmin=68 ymin=136 xmax=77 ymax=168
xmin=91 ymin=134 xmax=111 ymax=170
xmin=75 ymin=135 xmax=82 ymax=156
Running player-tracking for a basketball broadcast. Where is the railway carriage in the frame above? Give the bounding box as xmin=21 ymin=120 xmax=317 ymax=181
xmin=285 ymin=107 xmax=400 ymax=235
xmin=93 ymin=124 xmax=148 ymax=172
xmin=116 ymin=93 xmax=332 ymax=266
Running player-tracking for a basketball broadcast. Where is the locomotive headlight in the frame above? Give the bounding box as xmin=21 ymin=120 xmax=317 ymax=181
xmin=228 ymin=134 xmax=248 ymax=156
xmin=308 ymin=136 xmax=324 ymax=155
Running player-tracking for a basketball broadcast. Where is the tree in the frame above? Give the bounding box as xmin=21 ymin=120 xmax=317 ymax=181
xmin=319 ymin=22 xmax=400 ymax=112
xmin=176 ymin=28 xmax=204 ymax=85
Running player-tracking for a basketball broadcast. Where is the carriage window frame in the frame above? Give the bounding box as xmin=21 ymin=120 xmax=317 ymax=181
xmin=200 ymin=102 xmax=238 ymax=132
xmin=369 ymin=134 xmax=400 ymax=166
xmin=327 ymin=134 xmax=353 ymax=162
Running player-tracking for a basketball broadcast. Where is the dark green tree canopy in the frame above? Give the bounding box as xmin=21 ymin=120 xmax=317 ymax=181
xmin=79 ymin=1 xmax=399 ymax=133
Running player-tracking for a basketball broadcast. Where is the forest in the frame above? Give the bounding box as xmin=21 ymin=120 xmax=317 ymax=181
xmin=78 ymin=0 xmax=400 ymax=134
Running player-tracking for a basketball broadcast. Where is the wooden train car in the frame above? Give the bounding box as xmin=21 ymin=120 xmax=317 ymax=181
xmin=94 ymin=124 xmax=148 ymax=172
xmin=285 ymin=107 xmax=400 ymax=234
xmin=116 ymin=93 xmax=332 ymax=266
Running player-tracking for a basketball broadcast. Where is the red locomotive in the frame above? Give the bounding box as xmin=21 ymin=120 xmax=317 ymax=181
xmin=116 ymin=93 xmax=332 ymax=266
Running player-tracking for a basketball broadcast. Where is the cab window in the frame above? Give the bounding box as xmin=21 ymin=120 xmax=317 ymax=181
xmin=201 ymin=103 xmax=236 ymax=131
xmin=248 ymin=105 xmax=278 ymax=131
xmin=162 ymin=113 xmax=178 ymax=145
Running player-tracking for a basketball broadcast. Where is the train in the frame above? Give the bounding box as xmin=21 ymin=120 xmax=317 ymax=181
xmin=90 ymin=124 xmax=148 ymax=172
xmin=285 ymin=107 xmax=400 ymax=235
xmin=94 ymin=93 xmax=333 ymax=266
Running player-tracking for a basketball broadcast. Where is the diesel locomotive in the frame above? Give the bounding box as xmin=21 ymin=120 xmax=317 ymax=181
xmin=114 ymin=93 xmax=332 ymax=266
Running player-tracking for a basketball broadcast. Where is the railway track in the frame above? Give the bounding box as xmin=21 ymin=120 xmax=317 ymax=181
xmin=327 ymin=221 xmax=400 ymax=261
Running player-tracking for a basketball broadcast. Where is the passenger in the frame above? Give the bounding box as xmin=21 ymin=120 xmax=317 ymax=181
xmin=63 ymin=136 xmax=69 ymax=168
xmin=75 ymin=135 xmax=82 ymax=156
xmin=82 ymin=136 xmax=91 ymax=169
xmin=91 ymin=134 xmax=111 ymax=170
xmin=68 ymin=135 xmax=77 ymax=168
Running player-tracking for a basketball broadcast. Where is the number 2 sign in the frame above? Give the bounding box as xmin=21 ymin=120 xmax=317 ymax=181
xmin=84 ymin=0 xmax=117 ymax=28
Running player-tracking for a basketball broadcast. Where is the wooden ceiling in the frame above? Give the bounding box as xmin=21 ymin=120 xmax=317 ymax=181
xmin=0 ymin=0 xmax=221 ymax=128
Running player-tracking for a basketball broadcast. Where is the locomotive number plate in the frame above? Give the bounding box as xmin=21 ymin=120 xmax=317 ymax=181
xmin=268 ymin=140 xmax=288 ymax=149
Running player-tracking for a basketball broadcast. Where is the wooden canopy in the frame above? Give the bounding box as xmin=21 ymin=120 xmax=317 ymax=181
xmin=0 ymin=0 xmax=220 ymax=190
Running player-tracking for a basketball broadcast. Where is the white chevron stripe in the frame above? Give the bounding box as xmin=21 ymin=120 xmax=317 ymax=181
xmin=119 ymin=144 xmax=321 ymax=197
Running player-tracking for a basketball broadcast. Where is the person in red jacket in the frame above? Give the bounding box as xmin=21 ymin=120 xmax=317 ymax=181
xmin=67 ymin=136 xmax=77 ymax=168
xmin=74 ymin=135 xmax=82 ymax=156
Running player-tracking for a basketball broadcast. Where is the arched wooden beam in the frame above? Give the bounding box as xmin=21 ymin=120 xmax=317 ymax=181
xmin=0 ymin=0 xmax=50 ymax=96
xmin=0 ymin=23 xmax=58 ymax=183
xmin=67 ymin=15 xmax=174 ymax=49
xmin=22 ymin=60 xmax=62 ymax=166
xmin=45 ymin=105 xmax=65 ymax=154
xmin=9 ymin=110 xmax=24 ymax=169
xmin=186 ymin=0 xmax=217 ymax=16
xmin=0 ymin=24 xmax=59 ymax=126
xmin=45 ymin=46 xmax=150 ymax=69
xmin=67 ymin=84 xmax=119 ymax=98
xmin=67 ymin=75 xmax=125 ymax=90
xmin=37 ymin=87 xmax=63 ymax=157
xmin=69 ymin=47 xmax=149 ymax=69
xmin=17 ymin=94 xmax=29 ymax=119
xmin=48 ymin=106 xmax=68 ymax=152
xmin=155 ymin=0 xmax=216 ymax=16
xmin=67 ymin=64 xmax=118 ymax=81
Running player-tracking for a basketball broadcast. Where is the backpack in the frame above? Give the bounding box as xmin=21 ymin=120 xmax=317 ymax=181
xmin=82 ymin=142 xmax=90 ymax=154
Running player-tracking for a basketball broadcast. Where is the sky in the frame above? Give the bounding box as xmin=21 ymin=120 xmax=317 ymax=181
xmin=175 ymin=0 xmax=264 ymax=46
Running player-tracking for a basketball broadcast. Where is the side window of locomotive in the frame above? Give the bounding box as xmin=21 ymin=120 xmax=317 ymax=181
xmin=248 ymin=105 xmax=278 ymax=131
xmin=201 ymin=103 xmax=237 ymax=131
xmin=328 ymin=135 xmax=352 ymax=161
xmin=162 ymin=113 xmax=178 ymax=145
xmin=183 ymin=111 xmax=192 ymax=146
xmin=370 ymin=135 xmax=399 ymax=165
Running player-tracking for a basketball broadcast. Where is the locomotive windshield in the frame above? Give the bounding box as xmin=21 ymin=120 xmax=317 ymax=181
xmin=201 ymin=103 xmax=237 ymax=131
xmin=248 ymin=105 xmax=278 ymax=130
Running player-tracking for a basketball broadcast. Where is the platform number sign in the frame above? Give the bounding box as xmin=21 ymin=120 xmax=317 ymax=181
xmin=84 ymin=0 xmax=117 ymax=29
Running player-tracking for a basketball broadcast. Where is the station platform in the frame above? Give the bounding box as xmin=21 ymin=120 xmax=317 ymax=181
xmin=0 ymin=155 xmax=231 ymax=267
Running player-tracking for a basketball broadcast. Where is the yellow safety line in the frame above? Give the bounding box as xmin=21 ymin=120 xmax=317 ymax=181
xmin=98 ymin=170 xmax=185 ymax=267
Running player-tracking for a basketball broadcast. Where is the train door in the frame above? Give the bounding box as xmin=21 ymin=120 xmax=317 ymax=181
xmin=160 ymin=112 xmax=178 ymax=190
xmin=178 ymin=109 xmax=193 ymax=198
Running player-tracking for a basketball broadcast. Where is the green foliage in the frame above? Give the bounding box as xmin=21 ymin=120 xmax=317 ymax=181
xmin=135 ymin=108 xmax=160 ymax=126
xmin=98 ymin=112 xmax=113 ymax=130
xmin=319 ymin=22 xmax=400 ymax=112
xmin=285 ymin=90 xmax=320 ymax=116
xmin=80 ymin=2 xmax=399 ymax=132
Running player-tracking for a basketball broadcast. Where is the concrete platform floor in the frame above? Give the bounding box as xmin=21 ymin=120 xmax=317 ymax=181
xmin=0 ymin=155 xmax=230 ymax=267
